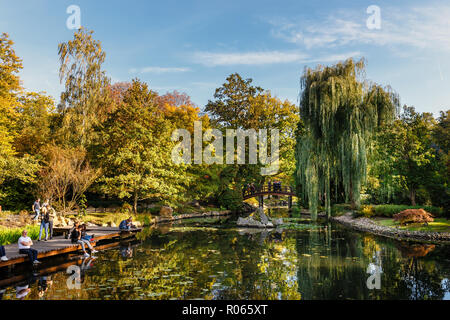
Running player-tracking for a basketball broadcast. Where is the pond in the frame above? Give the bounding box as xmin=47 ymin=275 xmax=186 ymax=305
xmin=1 ymin=209 xmax=450 ymax=300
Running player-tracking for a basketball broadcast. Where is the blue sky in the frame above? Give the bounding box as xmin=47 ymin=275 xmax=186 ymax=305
xmin=1 ymin=0 xmax=449 ymax=116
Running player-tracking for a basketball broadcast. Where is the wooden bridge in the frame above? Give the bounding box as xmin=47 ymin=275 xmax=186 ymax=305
xmin=0 ymin=226 xmax=141 ymax=269
xmin=243 ymin=185 xmax=296 ymax=209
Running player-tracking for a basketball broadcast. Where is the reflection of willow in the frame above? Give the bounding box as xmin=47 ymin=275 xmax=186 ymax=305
xmin=295 ymin=224 xmax=373 ymax=299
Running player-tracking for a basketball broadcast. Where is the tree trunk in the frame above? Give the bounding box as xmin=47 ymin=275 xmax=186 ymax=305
xmin=133 ymin=192 xmax=138 ymax=214
xmin=349 ymin=180 xmax=356 ymax=210
xmin=410 ymin=189 xmax=416 ymax=206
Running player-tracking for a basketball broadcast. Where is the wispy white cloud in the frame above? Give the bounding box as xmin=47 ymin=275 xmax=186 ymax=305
xmin=269 ymin=5 xmax=450 ymax=52
xmin=192 ymin=51 xmax=308 ymax=66
xmin=129 ymin=66 xmax=191 ymax=74
xmin=192 ymin=50 xmax=361 ymax=66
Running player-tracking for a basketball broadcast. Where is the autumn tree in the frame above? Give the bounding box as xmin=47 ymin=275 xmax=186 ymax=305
xmin=14 ymin=92 xmax=55 ymax=156
xmin=39 ymin=145 xmax=100 ymax=211
xmin=205 ymin=73 xmax=299 ymax=209
xmin=0 ymin=33 xmax=40 ymax=208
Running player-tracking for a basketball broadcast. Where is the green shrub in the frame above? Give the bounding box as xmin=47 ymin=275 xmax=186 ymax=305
xmin=291 ymin=206 xmax=301 ymax=217
xmin=120 ymin=202 xmax=133 ymax=213
xmin=0 ymin=225 xmax=40 ymax=245
xmin=331 ymin=204 xmax=352 ymax=216
xmin=359 ymin=205 xmax=375 ymax=218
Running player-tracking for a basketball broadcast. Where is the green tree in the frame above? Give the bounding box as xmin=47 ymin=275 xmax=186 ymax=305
xmin=96 ymin=79 xmax=186 ymax=213
xmin=384 ymin=106 xmax=438 ymax=205
xmin=58 ymin=28 xmax=111 ymax=147
xmin=205 ymin=73 xmax=263 ymax=129
xmin=295 ymin=58 xmax=399 ymax=219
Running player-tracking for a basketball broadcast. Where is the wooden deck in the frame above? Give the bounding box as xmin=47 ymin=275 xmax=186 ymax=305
xmin=0 ymin=238 xmax=140 ymax=288
xmin=0 ymin=226 xmax=141 ymax=269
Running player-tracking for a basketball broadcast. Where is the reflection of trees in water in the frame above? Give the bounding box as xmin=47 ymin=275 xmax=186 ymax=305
xmin=15 ymin=228 xmax=303 ymax=300
xmin=295 ymin=224 xmax=372 ymax=299
xmin=294 ymin=223 xmax=450 ymax=300
xmin=2 ymin=222 xmax=449 ymax=300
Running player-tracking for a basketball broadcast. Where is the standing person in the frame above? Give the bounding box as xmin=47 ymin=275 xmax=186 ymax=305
xmin=70 ymin=225 xmax=97 ymax=258
xmin=32 ymin=198 xmax=41 ymax=221
xmin=38 ymin=205 xmax=50 ymax=241
xmin=0 ymin=245 xmax=8 ymax=261
xmin=18 ymin=230 xmax=40 ymax=265
xmin=47 ymin=205 xmax=56 ymax=240
xmin=268 ymin=181 xmax=272 ymax=192
xmin=44 ymin=201 xmax=56 ymax=240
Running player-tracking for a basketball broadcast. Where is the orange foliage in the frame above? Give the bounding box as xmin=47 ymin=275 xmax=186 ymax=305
xmin=393 ymin=209 xmax=434 ymax=225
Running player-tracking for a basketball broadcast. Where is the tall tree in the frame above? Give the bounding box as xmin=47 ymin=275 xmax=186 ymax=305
xmin=0 ymin=32 xmax=22 ymax=158
xmin=205 ymin=74 xmax=299 ymax=209
xmin=96 ymin=79 xmax=186 ymax=213
xmin=383 ymin=106 xmax=437 ymax=205
xmin=295 ymin=58 xmax=399 ymax=219
xmin=58 ymin=28 xmax=111 ymax=147
xmin=205 ymin=73 xmax=263 ymax=129
xmin=0 ymin=33 xmax=40 ymax=207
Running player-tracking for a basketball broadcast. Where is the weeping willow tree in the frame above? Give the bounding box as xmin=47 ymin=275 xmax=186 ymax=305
xmin=295 ymin=58 xmax=399 ymax=220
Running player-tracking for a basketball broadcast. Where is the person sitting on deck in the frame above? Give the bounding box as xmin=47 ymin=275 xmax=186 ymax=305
xmin=66 ymin=221 xmax=79 ymax=239
xmin=18 ymin=230 xmax=40 ymax=265
xmin=1 ymin=244 xmax=8 ymax=261
xmin=119 ymin=217 xmax=135 ymax=231
xmin=80 ymin=224 xmax=95 ymax=242
xmin=70 ymin=225 xmax=98 ymax=258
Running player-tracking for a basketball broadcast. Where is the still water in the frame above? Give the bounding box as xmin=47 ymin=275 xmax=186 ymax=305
xmin=1 ymin=209 xmax=450 ymax=300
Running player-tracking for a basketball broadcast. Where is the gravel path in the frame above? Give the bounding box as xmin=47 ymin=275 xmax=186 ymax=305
xmin=331 ymin=212 xmax=450 ymax=243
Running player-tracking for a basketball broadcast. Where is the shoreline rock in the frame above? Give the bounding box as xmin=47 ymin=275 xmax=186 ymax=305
xmin=153 ymin=209 xmax=232 ymax=224
xmin=331 ymin=212 xmax=450 ymax=244
xmin=236 ymin=208 xmax=284 ymax=228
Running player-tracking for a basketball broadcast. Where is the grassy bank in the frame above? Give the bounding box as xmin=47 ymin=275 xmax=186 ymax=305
xmin=330 ymin=204 xmax=445 ymax=218
xmin=0 ymin=225 xmax=40 ymax=245
xmin=374 ymin=218 xmax=450 ymax=233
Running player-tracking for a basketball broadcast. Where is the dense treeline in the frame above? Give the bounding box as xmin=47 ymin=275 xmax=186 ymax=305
xmin=0 ymin=29 xmax=297 ymax=213
xmin=0 ymin=29 xmax=448 ymax=215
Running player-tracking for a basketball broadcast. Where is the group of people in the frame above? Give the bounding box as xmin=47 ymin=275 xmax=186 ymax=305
xmin=268 ymin=180 xmax=283 ymax=192
xmin=32 ymin=198 xmax=56 ymax=241
xmin=243 ymin=181 xmax=286 ymax=195
xmin=243 ymin=183 xmax=258 ymax=195
xmin=0 ymin=209 xmax=138 ymax=266
xmin=69 ymin=222 xmax=98 ymax=258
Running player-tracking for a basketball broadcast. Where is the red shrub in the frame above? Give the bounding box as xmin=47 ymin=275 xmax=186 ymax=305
xmin=393 ymin=209 xmax=434 ymax=225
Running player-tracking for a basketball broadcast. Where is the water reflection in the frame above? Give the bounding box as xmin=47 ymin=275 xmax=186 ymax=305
xmin=0 ymin=209 xmax=449 ymax=300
